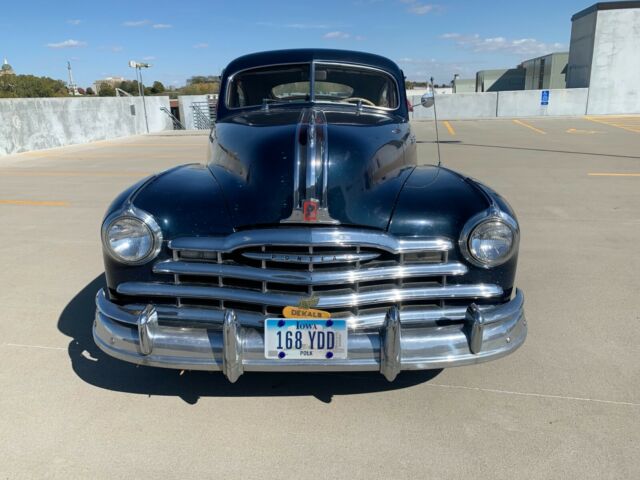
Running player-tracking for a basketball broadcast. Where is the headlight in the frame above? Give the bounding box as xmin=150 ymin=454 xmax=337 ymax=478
xmin=460 ymin=211 xmax=519 ymax=268
xmin=102 ymin=207 xmax=162 ymax=265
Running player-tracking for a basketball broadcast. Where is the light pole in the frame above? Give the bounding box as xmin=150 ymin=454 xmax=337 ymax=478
xmin=128 ymin=61 xmax=151 ymax=133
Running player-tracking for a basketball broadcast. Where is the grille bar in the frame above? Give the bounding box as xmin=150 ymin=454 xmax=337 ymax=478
xmin=153 ymin=260 xmax=468 ymax=285
xmin=117 ymin=282 xmax=503 ymax=309
xmin=169 ymin=228 xmax=452 ymax=253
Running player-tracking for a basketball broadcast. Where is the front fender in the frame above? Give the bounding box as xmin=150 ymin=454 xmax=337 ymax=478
xmin=388 ymin=166 xmax=518 ymax=295
xmin=102 ymin=163 xmax=233 ymax=293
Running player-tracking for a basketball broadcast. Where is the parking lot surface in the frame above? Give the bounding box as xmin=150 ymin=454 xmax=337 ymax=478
xmin=0 ymin=117 xmax=638 ymax=479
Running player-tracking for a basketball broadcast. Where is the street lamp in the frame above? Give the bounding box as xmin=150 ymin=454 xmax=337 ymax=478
xmin=128 ymin=60 xmax=151 ymax=133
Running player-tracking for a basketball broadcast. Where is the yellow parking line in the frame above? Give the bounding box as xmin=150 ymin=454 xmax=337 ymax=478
xmin=585 ymin=116 xmax=640 ymax=133
xmin=588 ymin=173 xmax=640 ymax=177
xmin=443 ymin=121 xmax=455 ymax=136
xmin=0 ymin=200 xmax=70 ymax=207
xmin=0 ymin=171 xmax=151 ymax=177
xmin=512 ymin=119 xmax=546 ymax=135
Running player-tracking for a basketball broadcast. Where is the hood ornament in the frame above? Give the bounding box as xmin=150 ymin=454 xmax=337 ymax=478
xmin=282 ymin=108 xmax=339 ymax=224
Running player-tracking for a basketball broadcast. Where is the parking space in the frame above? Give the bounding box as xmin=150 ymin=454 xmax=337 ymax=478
xmin=0 ymin=119 xmax=638 ymax=478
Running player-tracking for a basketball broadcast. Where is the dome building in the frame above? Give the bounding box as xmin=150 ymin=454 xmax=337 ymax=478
xmin=1 ymin=58 xmax=15 ymax=76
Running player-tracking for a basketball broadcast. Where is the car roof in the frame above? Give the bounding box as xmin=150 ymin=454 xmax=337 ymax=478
xmin=223 ymin=49 xmax=403 ymax=78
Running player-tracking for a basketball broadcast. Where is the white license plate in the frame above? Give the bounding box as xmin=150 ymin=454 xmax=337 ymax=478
xmin=264 ymin=318 xmax=348 ymax=360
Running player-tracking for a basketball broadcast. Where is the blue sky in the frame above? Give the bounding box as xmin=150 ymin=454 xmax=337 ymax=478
xmin=0 ymin=0 xmax=593 ymax=88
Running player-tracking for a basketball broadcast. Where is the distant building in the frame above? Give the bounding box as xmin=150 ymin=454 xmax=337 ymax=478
xmin=1 ymin=57 xmax=15 ymax=76
xmin=452 ymin=78 xmax=475 ymax=93
xmin=476 ymin=68 xmax=525 ymax=92
xmin=567 ymin=1 xmax=640 ymax=114
xmin=93 ymin=76 xmax=126 ymax=94
xmin=521 ymin=52 xmax=569 ymax=90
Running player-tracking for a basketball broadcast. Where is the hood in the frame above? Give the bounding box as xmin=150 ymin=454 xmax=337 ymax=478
xmin=208 ymin=106 xmax=415 ymax=230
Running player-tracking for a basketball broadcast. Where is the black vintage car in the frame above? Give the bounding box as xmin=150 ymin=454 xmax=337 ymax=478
xmin=95 ymin=49 xmax=526 ymax=382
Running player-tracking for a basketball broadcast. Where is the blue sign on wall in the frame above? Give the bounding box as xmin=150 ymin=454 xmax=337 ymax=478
xmin=541 ymin=90 xmax=550 ymax=106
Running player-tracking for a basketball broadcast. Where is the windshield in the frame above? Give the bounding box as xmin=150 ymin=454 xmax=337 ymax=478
xmin=226 ymin=62 xmax=398 ymax=110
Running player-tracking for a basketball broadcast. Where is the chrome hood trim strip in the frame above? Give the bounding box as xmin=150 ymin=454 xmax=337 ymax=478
xmin=281 ymin=108 xmax=338 ymax=224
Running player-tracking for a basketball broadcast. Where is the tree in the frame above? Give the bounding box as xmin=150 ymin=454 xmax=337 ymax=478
xmin=180 ymin=81 xmax=220 ymax=95
xmin=77 ymin=87 xmax=86 ymax=95
xmin=118 ymin=80 xmax=140 ymax=95
xmin=98 ymin=83 xmax=116 ymax=96
xmin=150 ymin=80 xmax=165 ymax=94
xmin=85 ymin=87 xmax=95 ymax=95
xmin=0 ymin=74 xmax=68 ymax=98
xmin=187 ymin=75 xmax=220 ymax=85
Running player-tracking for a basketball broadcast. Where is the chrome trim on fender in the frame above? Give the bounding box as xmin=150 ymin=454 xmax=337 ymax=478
xmin=169 ymin=228 xmax=453 ymax=253
xmin=117 ymin=282 xmax=503 ymax=309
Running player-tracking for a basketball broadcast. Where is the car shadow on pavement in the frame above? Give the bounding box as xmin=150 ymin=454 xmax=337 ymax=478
xmin=58 ymin=275 xmax=442 ymax=404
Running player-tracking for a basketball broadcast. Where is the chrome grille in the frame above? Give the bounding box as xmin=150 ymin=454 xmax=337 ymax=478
xmin=116 ymin=228 xmax=503 ymax=327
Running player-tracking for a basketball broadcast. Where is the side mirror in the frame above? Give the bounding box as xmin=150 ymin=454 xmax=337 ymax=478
xmin=421 ymin=91 xmax=435 ymax=109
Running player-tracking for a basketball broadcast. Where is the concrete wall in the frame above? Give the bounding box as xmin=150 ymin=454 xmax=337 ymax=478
xmin=497 ymin=88 xmax=588 ymax=117
xmin=410 ymin=88 xmax=589 ymax=120
xmin=411 ymin=92 xmax=498 ymax=120
xmin=567 ymin=10 xmax=597 ymax=88
xmin=585 ymin=8 xmax=640 ymax=114
xmin=0 ymin=96 xmax=172 ymax=156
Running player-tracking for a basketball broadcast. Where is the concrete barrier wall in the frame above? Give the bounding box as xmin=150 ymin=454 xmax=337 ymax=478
xmin=0 ymin=96 xmax=172 ymax=156
xmin=497 ymin=88 xmax=588 ymax=117
xmin=411 ymin=92 xmax=497 ymax=120
xmin=411 ymin=88 xmax=591 ymax=120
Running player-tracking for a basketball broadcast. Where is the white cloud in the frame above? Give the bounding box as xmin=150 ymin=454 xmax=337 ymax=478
xmin=256 ymin=21 xmax=335 ymax=29
xmin=143 ymin=56 xmax=156 ymax=61
xmin=67 ymin=19 xmax=82 ymax=25
xmin=397 ymin=57 xmax=478 ymax=82
xmin=152 ymin=23 xmax=172 ymax=29
xmin=323 ymin=31 xmax=351 ymax=39
xmin=111 ymin=45 xmax=123 ymax=52
xmin=46 ymin=39 xmax=87 ymax=49
xmin=193 ymin=43 xmax=209 ymax=49
xmin=400 ymin=0 xmax=435 ymax=15
xmin=441 ymin=33 xmax=566 ymax=56
xmin=122 ymin=20 xmax=151 ymax=27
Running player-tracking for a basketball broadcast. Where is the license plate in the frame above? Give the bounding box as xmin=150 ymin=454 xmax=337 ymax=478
xmin=264 ymin=318 xmax=348 ymax=360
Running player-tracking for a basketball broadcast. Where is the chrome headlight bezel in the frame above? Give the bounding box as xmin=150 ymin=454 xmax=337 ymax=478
xmin=459 ymin=209 xmax=519 ymax=269
xmin=101 ymin=206 xmax=163 ymax=265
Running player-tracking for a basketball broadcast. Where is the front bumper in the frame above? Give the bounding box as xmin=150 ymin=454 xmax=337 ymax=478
xmin=93 ymin=288 xmax=526 ymax=382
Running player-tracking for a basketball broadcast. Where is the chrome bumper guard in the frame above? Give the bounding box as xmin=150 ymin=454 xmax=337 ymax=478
xmin=93 ymin=288 xmax=526 ymax=382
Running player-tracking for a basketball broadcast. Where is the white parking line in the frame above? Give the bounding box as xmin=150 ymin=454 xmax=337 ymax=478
xmin=3 ymin=343 xmax=66 ymax=351
xmin=426 ymin=383 xmax=640 ymax=407
xmin=3 ymin=342 xmax=637 ymax=407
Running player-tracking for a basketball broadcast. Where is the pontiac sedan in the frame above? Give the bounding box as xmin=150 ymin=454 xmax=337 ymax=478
xmin=94 ymin=49 xmax=526 ymax=382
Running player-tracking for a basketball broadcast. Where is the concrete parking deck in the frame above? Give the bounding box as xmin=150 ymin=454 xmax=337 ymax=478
xmin=0 ymin=118 xmax=638 ymax=478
